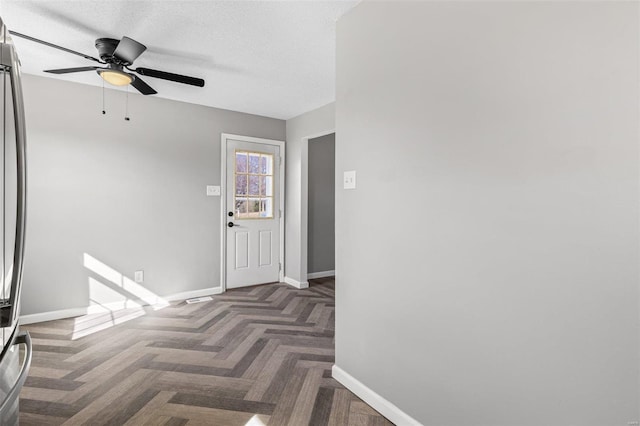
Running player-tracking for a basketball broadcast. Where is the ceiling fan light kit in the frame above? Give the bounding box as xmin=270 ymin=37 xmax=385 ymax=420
xmin=97 ymin=67 xmax=132 ymax=86
xmin=8 ymin=31 xmax=205 ymax=95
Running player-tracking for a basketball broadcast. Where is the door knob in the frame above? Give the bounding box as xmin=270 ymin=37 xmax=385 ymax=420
xmin=228 ymin=211 xmax=234 ymax=217
xmin=228 ymin=222 xmax=236 ymax=228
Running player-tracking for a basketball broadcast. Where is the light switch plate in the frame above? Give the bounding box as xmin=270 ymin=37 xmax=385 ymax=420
xmin=343 ymin=171 xmax=356 ymax=189
xmin=207 ymin=185 xmax=221 ymax=196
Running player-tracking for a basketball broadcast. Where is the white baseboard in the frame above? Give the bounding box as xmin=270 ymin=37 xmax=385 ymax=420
xmin=283 ymin=276 xmax=309 ymax=289
xmin=165 ymin=286 xmax=223 ymax=302
xmin=307 ymin=270 xmax=335 ymax=280
xmin=332 ymin=365 xmax=422 ymax=426
xmin=21 ymin=307 xmax=89 ymax=325
xmin=20 ymin=286 xmax=224 ymax=325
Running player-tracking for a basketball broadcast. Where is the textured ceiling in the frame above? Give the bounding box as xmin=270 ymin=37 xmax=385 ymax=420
xmin=0 ymin=1 xmax=358 ymax=119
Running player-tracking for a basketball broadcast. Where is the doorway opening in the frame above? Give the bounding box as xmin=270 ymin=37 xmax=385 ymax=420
xmin=307 ymin=133 xmax=335 ymax=280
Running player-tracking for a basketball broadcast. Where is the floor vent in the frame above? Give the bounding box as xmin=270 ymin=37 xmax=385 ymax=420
xmin=186 ymin=296 xmax=213 ymax=304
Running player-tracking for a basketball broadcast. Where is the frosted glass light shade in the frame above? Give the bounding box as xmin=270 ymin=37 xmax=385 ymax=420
xmin=98 ymin=69 xmax=133 ymax=86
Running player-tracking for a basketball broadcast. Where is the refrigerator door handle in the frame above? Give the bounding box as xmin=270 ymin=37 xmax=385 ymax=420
xmin=0 ymin=331 xmax=31 ymax=416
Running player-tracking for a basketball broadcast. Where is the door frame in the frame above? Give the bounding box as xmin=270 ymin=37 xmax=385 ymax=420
xmin=220 ymin=133 xmax=285 ymax=292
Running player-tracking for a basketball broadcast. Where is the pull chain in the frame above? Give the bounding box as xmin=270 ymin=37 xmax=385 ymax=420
xmin=124 ymin=85 xmax=130 ymax=121
xmin=102 ymin=79 xmax=105 ymax=115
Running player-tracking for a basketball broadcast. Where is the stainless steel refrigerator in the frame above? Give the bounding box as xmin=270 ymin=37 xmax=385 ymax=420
xmin=0 ymin=16 xmax=31 ymax=426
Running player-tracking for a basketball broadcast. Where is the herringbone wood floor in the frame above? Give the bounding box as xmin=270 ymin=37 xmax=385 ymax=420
xmin=18 ymin=278 xmax=393 ymax=425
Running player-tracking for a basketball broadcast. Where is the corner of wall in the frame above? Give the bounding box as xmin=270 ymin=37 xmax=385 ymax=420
xmin=332 ymin=365 xmax=421 ymax=425
xmin=283 ymin=276 xmax=309 ymax=289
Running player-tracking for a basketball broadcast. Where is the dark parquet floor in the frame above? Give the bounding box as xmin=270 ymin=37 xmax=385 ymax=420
xmin=18 ymin=277 xmax=393 ymax=425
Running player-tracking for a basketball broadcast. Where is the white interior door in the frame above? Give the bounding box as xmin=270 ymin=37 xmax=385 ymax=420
xmin=225 ymin=137 xmax=282 ymax=289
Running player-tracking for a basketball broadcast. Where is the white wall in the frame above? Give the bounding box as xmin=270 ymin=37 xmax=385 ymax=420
xmin=308 ymin=133 xmax=335 ymax=274
xmin=21 ymin=75 xmax=284 ymax=316
xmin=335 ymin=2 xmax=639 ymax=425
xmin=284 ymin=103 xmax=334 ymax=284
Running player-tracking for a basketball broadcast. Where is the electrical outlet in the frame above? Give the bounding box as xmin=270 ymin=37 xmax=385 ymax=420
xmin=134 ymin=270 xmax=144 ymax=283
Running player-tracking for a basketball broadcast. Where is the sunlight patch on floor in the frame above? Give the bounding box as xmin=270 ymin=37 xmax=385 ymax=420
xmin=70 ymin=253 xmax=170 ymax=340
xmin=71 ymin=305 xmax=146 ymax=340
xmin=245 ymin=414 xmax=268 ymax=426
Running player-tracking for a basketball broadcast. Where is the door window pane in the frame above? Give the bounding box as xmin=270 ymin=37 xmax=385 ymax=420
xmin=248 ymin=199 xmax=260 ymax=214
xmin=236 ymin=153 xmax=248 ymax=173
xmin=234 ymin=150 xmax=274 ymax=219
xmin=259 ymin=176 xmax=267 ymax=196
xmin=248 ymin=153 xmax=260 ymax=174
xmin=263 ymin=176 xmax=273 ymax=196
xmin=248 ymin=175 xmax=260 ymax=196
xmin=235 ymin=198 xmax=247 ymax=215
xmin=260 ymin=198 xmax=272 ymax=218
xmin=235 ymin=175 xmax=247 ymax=195
xmin=260 ymin=155 xmax=272 ymax=175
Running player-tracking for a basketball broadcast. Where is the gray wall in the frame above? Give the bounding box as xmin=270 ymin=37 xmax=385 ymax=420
xmin=284 ymin=103 xmax=334 ymax=283
xmin=308 ymin=133 xmax=335 ymax=274
xmin=21 ymin=75 xmax=284 ymax=315
xmin=335 ymin=2 xmax=639 ymax=425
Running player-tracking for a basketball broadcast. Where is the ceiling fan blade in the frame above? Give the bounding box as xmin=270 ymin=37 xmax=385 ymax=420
xmin=130 ymin=75 xmax=157 ymax=95
xmin=9 ymin=31 xmax=103 ymax=63
xmin=113 ymin=36 xmax=147 ymax=65
xmin=133 ymin=67 xmax=205 ymax=87
xmin=44 ymin=66 xmax=101 ymax=74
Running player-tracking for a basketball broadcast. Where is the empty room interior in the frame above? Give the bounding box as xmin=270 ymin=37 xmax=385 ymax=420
xmin=0 ymin=1 xmax=637 ymax=425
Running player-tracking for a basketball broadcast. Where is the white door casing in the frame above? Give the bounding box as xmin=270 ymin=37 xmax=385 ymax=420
xmin=221 ymin=134 xmax=284 ymax=290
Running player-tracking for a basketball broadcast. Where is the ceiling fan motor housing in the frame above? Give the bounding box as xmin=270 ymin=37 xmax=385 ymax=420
xmin=94 ymin=38 xmax=121 ymax=63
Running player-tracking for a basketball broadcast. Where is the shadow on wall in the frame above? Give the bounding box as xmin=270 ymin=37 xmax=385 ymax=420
xmin=72 ymin=253 xmax=170 ymax=340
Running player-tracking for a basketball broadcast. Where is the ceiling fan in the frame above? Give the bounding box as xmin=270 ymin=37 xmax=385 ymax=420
xmin=9 ymin=31 xmax=205 ymax=95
